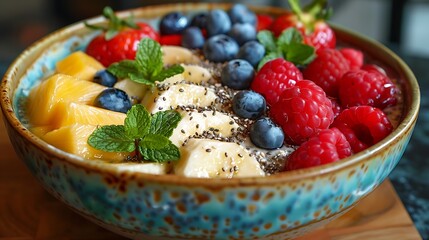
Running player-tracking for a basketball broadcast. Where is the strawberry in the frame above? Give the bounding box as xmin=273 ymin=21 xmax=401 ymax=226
xmin=85 ymin=7 xmax=159 ymax=67
xmin=256 ymin=14 xmax=274 ymax=31
xmin=159 ymin=34 xmax=182 ymax=46
xmin=271 ymin=0 xmax=336 ymax=52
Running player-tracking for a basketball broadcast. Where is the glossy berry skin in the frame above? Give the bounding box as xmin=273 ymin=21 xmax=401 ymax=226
xmin=190 ymin=12 xmax=208 ymax=29
xmin=250 ymin=117 xmax=284 ymax=150
xmin=237 ymin=41 xmax=265 ymax=68
xmin=251 ymin=58 xmax=303 ymax=106
xmin=160 ymin=34 xmax=182 ymax=46
xmin=338 ymin=69 xmax=398 ymax=109
xmin=94 ymin=88 xmax=132 ymax=113
xmin=228 ymin=23 xmax=257 ymax=46
xmin=228 ymin=4 xmax=257 ymax=25
xmin=340 ymin=48 xmax=364 ymax=70
xmin=206 ymin=9 xmax=232 ymax=36
xmin=361 ymin=64 xmax=387 ymax=76
xmin=303 ymin=48 xmax=350 ymax=98
xmin=203 ymin=34 xmax=239 ymax=63
xmin=221 ymin=59 xmax=255 ymax=90
xmin=160 ymin=12 xmax=189 ymax=35
xmin=331 ymin=106 xmax=393 ymax=153
xmin=270 ymin=80 xmax=334 ymax=145
xmin=285 ymin=128 xmax=352 ymax=171
xmin=181 ymin=27 xmax=205 ymax=49
xmin=256 ymin=14 xmax=274 ymax=31
xmin=86 ymin=23 xmax=159 ymax=67
xmin=93 ymin=69 xmax=117 ymax=87
xmin=232 ymin=90 xmax=266 ymax=119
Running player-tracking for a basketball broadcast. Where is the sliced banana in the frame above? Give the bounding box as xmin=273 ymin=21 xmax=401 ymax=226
xmin=174 ymin=138 xmax=265 ymax=178
xmin=110 ymin=162 xmax=170 ymax=174
xmin=162 ymin=46 xmax=200 ymax=65
xmin=163 ymin=64 xmax=212 ymax=85
xmin=114 ymin=78 xmax=148 ymax=102
xmin=141 ymin=83 xmax=219 ymax=113
xmin=170 ymin=110 xmax=239 ymax=146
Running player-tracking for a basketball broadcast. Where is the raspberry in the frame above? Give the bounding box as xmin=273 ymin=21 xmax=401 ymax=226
xmin=270 ymin=80 xmax=334 ymax=145
xmin=338 ymin=69 xmax=398 ymax=109
xmin=331 ymin=106 xmax=393 ymax=153
xmin=361 ymin=64 xmax=387 ymax=76
xmin=340 ymin=48 xmax=363 ymax=70
xmin=303 ymin=48 xmax=350 ymax=98
xmin=329 ymin=97 xmax=342 ymax=119
xmin=251 ymin=58 xmax=303 ymax=106
xmin=285 ymin=128 xmax=352 ymax=171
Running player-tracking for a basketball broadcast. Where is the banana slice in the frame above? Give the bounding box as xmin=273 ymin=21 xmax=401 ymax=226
xmin=174 ymin=138 xmax=265 ymax=178
xmin=162 ymin=46 xmax=200 ymax=65
xmin=170 ymin=110 xmax=239 ymax=146
xmin=114 ymin=78 xmax=148 ymax=102
xmin=163 ymin=64 xmax=212 ymax=85
xmin=141 ymin=83 xmax=219 ymax=113
xmin=110 ymin=162 xmax=170 ymax=174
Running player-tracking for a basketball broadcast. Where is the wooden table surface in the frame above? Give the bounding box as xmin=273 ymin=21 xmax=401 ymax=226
xmin=0 ymin=114 xmax=422 ymax=240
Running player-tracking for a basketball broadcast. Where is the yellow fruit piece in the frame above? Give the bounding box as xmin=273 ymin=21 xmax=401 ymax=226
xmin=27 ymin=74 xmax=106 ymax=126
xmin=30 ymin=126 xmax=53 ymax=138
xmin=56 ymin=51 xmax=104 ymax=81
xmin=42 ymin=124 xmax=128 ymax=162
xmin=51 ymin=102 xmax=126 ymax=129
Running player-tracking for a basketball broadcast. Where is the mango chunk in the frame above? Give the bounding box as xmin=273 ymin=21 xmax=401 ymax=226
xmin=56 ymin=51 xmax=104 ymax=81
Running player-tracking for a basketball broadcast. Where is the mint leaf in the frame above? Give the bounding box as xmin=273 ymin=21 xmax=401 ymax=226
xmin=285 ymin=42 xmax=315 ymax=65
xmin=139 ymin=142 xmax=180 ymax=162
xmin=108 ymin=60 xmax=139 ymax=78
xmin=149 ymin=110 xmax=182 ymax=137
xmin=277 ymin=28 xmax=303 ymax=47
xmin=129 ymin=72 xmax=155 ymax=86
xmin=88 ymin=125 xmax=135 ymax=152
xmin=257 ymin=30 xmax=277 ymax=52
xmin=152 ymin=65 xmax=185 ymax=83
xmin=257 ymin=52 xmax=282 ymax=70
xmin=136 ymin=38 xmax=163 ymax=79
xmin=140 ymin=134 xmax=170 ymax=150
xmin=124 ymin=105 xmax=150 ymax=139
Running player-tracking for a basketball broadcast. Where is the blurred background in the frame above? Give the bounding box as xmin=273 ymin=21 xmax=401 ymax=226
xmin=0 ymin=0 xmax=428 ymax=238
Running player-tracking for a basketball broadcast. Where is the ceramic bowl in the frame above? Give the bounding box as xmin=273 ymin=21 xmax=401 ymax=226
xmin=0 ymin=3 xmax=420 ymax=240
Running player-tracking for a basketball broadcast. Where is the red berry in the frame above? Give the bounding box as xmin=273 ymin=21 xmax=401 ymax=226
xmin=303 ymin=48 xmax=350 ymax=98
xmin=338 ymin=69 xmax=398 ymax=109
xmin=361 ymin=64 xmax=387 ymax=76
xmin=251 ymin=58 xmax=303 ymax=106
xmin=331 ymin=106 xmax=393 ymax=153
xmin=256 ymin=14 xmax=274 ymax=31
xmin=329 ymin=97 xmax=342 ymax=119
xmin=159 ymin=34 xmax=182 ymax=46
xmin=271 ymin=14 xmax=304 ymax=37
xmin=340 ymin=48 xmax=364 ymax=70
xmin=285 ymin=128 xmax=352 ymax=171
xmin=306 ymin=21 xmax=336 ymax=53
xmin=270 ymin=80 xmax=334 ymax=145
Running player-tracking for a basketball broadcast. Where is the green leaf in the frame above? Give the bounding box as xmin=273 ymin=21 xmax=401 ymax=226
xmin=277 ymin=28 xmax=303 ymax=47
xmin=87 ymin=125 xmax=135 ymax=152
xmin=285 ymin=42 xmax=315 ymax=65
xmin=257 ymin=52 xmax=282 ymax=70
xmin=152 ymin=65 xmax=184 ymax=83
xmin=149 ymin=110 xmax=182 ymax=137
xmin=257 ymin=30 xmax=277 ymax=52
xmin=107 ymin=60 xmax=139 ymax=79
xmin=140 ymin=134 xmax=170 ymax=150
xmin=139 ymin=141 xmax=180 ymax=162
xmin=129 ymin=72 xmax=155 ymax=85
xmin=124 ymin=104 xmax=151 ymax=139
xmin=136 ymin=38 xmax=163 ymax=79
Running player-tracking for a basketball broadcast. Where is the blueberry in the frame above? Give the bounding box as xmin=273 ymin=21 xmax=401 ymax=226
xmin=206 ymin=9 xmax=231 ymax=37
xmin=250 ymin=118 xmax=284 ymax=150
xmin=237 ymin=41 xmax=266 ymax=68
xmin=182 ymin=27 xmax=205 ymax=49
xmin=93 ymin=69 xmax=117 ymax=87
xmin=190 ymin=12 xmax=208 ymax=29
xmin=94 ymin=88 xmax=132 ymax=113
xmin=203 ymin=34 xmax=239 ymax=63
xmin=160 ymin=12 xmax=189 ymax=35
xmin=228 ymin=4 xmax=257 ymax=25
xmin=232 ymin=90 xmax=266 ymax=119
xmin=221 ymin=59 xmax=255 ymax=90
xmin=228 ymin=23 xmax=256 ymax=45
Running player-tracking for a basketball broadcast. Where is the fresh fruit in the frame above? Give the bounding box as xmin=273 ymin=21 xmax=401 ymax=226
xmin=93 ymin=69 xmax=118 ymax=87
xmin=159 ymin=34 xmax=182 ymax=46
xmin=181 ymin=27 xmax=205 ymax=49
xmin=256 ymin=14 xmax=274 ymax=31
xmin=303 ymin=48 xmax=350 ymax=97
xmin=27 ymin=74 xmax=106 ymax=126
xmin=270 ymin=80 xmax=334 ymax=145
xmin=163 ymin=64 xmax=212 ymax=85
xmin=93 ymin=88 xmax=132 ymax=113
xmin=340 ymin=48 xmax=364 ymax=70
xmin=162 ymin=46 xmax=200 ymax=65
xmin=330 ymin=97 xmax=342 ymax=118
xmin=237 ymin=40 xmax=266 ymax=68
xmin=338 ymin=69 xmax=398 ymax=109
xmin=109 ymin=162 xmax=170 ymax=174
xmin=221 ymin=59 xmax=255 ymax=90
xmin=251 ymin=58 xmax=303 ymax=106
xmin=206 ymin=9 xmax=232 ymax=36
xmin=56 ymin=51 xmax=104 ymax=81
xmin=331 ymin=106 xmax=393 ymax=153
xmin=114 ymin=79 xmax=148 ymax=103
xmin=174 ymin=138 xmax=265 ymax=178
xmin=159 ymin=12 xmax=189 ymax=35
xmin=285 ymin=128 xmax=352 ymax=170
xmin=228 ymin=23 xmax=257 ymax=45
xmin=232 ymin=90 xmax=266 ymax=119
xmin=228 ymin=4 xmax=257 ymax=25
xmin=250 ymin=117 xmax=285 ymax=149
xmin=190 ymin=12 xmax=208 ymax=29
xmin=203 ymin=34 xmax=239 ymax=63
xmin=361 ymin=64 xmax=387 ymax=76
xmin=85 ymin=7 xmax=159 ymax=67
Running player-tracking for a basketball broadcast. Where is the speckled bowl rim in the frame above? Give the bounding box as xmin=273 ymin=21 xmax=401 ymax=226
xmin=0 ymin=3 xmax=420 ymax=187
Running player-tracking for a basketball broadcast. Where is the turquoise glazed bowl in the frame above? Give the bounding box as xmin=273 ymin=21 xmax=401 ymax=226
xmin=0 ymin=3 xmax=420 ymax=240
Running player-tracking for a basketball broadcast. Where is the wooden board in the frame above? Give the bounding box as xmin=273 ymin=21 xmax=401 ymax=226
xmin=0 ymin=114 xmax=422 ymax=240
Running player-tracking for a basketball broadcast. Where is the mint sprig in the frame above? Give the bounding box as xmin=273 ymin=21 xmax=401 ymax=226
xmin=257 ymin=28 xmax=315 ymax=70
xmin=88 ymin=104 xmax=182 ymax=163
xmin=107 ymin=38 xmax=184 ymax=86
